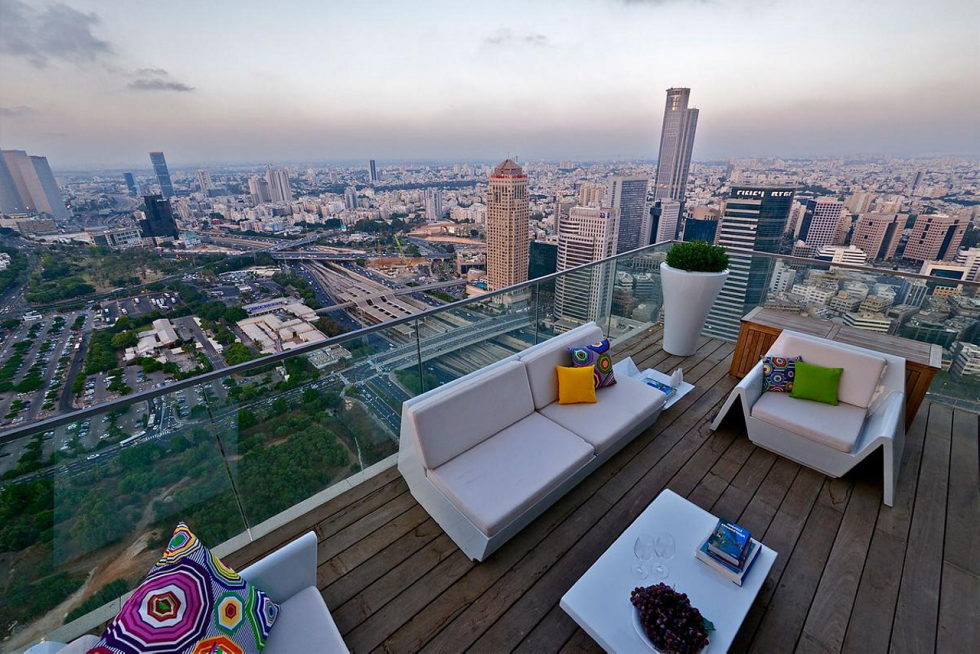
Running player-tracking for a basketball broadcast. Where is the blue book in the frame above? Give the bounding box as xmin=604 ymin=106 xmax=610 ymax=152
xmin=644 ymin=379 xmax=676 ymax=398
xmin=696 ymin=539 xmax=761 ymax=586
xmin=706 ymin=519 xmax=751 ymax=566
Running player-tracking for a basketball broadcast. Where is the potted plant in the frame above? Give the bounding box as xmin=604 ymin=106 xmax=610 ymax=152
xmin=660 ymin=241 xmax=729 ymax=356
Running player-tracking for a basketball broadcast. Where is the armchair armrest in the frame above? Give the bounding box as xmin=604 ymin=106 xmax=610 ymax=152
xmin=240 ymin=532 xmax=317 ymax=604
xmin=737 ymin=361 xmax=765 ymax=409
xmin=861 ymin=390 xmax=904 ymax=442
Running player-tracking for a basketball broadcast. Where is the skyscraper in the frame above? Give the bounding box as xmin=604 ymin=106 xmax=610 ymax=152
xmin=704 ymin=185 xmax=796 ymax=340
xmin=424 ymin=188 xmax=443 ymax=222
xmin=140 ymin=195 xmax=179 ymax=239
xmin=123 ymin=172 xmax=139 ymax=196
xmin=196 ymin=170 xmax=213 ymax=194
xmin=852 ymin=213 xmax=902 ymax=260
xmin=653 ymin=199 xmax=682 ymax=242
xmin=149 ymin=152 xmax=174 ymax=198
xmin=248 ymin=175 xmax=271 ymax=204
xmin=0 ymin=150 xmax=67 ymax=219
xmin=485 ymin=159 xmax=530 ymax=291
xmin=554 ymin=206 xmax=619 ymax=325
xmin=652 ymin=88 xmax=699 ymax=203
xmin=343 ymin=186 xmax=358 ymax=210
xmin=683 ymin=217 xmax=718 ymax=243
xmin=903 ymin=214 xmax=967 ymax=262
xmin=608 ymin=176 xmax=649 ymax=253
xmin=793 ymin=198 xmax=844 ymax=256
xmin=265 ymin=167 xmax=292 ymax=203
xmin=368 ymin=159 xmax=379 ymax=183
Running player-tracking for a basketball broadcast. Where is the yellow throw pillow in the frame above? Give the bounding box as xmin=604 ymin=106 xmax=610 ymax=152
xmin=556 ymin=365 xmax=597 ymax=404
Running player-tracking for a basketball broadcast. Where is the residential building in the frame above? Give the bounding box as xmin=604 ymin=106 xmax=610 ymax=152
xmin=608 ymin=176 xmax=648 ymax=252
xmin=196 ymin=170 xmax=213 ymax=194
xmin=554 ymin=206 xmax=619 ymax=325
xmin=903 ymin=214 xmax=967 ymax=261
xmin=845 ymin=191 xmax=875 ymax=214
xmin=950 ymin=342 xmax=980 ymax=378
xmin=852 ymin=213 xmax=902 ymax=260
xmin=814 ymin=245 xmax=868 ymax=265
xmin=485 ymin=159 xmax=530 ymax=292
xmin=953 ymin=247 xmax=980 ymax=281
xmin=149 ymin=151 xmax=174 ymax=198
xmin=265 ymin=167 xmax=293 ymax=203
xmin=791 ymin=284 xmax=835 ymax=305
xmin=794 ymin=198 xmax=844 ymax=253
xmin=343 ymin=186 xmax=358 ymax=211
xmin=576 ymin=182 xmax=606 ymax=207
xmin=652 ymin=87 xmax=698 ymax=202
xmin=139 ymin=195 xmax=179 ymax=239
xmin=705 ymin=185 xmax=796 ymax=340
xmin=248 ymin=175 xmax=271 ymax=204
xmin=769 ymin=260 xmax=797 ymax=293
xmin=828 ymin=292 xmax=863 ymax=314
xmin=843 ymin=312 xmax=892 ymax=333
xmin=424 ymin=188 xmax=443 ymax=223
xmin=683 ymin=217 xmax=718 ymax=244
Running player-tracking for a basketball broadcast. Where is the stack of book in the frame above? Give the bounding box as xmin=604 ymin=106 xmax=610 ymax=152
xmin=695 ymin=519 xmax=761 ymax=586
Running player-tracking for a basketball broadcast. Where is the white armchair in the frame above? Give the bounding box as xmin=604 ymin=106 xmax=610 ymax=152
xmin=711 ymin=330 xmax=905 ymax=506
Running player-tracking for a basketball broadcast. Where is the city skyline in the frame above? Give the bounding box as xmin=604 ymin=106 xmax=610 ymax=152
xmin=1 ymin=0 xmax=977 ymax=168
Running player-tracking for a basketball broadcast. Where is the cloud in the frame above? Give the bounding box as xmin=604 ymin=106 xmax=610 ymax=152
xmin=618 ymin=0 xmax=712 ymax=5
xmin=0 ymin=0 xmax=112 ymax=67
xmin=135 ymin=67 xmax=169 ymax=76
xmin=483 ymin=28 xmax=551 ymax=47
xmin=0 ymin=105 xmax=36 ymax=117
xmin=128 ymin=78 xmax=195 ymax=92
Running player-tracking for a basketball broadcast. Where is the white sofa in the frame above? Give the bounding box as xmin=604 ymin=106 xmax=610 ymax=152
xmin=398 ymin=322 xmax=667 ymax=561
xmin=711 ymin=330 xmax=905 ymax=506
xmin=27 ymin=532 xmax=348 ymax=654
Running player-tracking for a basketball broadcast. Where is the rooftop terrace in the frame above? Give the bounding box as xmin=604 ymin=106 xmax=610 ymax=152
xmin=222 ymin=329 xmax=978 ymax=654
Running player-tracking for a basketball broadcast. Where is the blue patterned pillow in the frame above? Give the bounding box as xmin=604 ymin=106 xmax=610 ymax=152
xmin=762 ymin=356 xmax=801 ymax=393
xmin=88 ymin=523 xmax=279 ymax=654
xmin=569 ymin=339 xmax=617 ymax=389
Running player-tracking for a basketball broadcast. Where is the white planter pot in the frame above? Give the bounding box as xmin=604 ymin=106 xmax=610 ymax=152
xmin=660 ymin=262 xmax=729 ymax=356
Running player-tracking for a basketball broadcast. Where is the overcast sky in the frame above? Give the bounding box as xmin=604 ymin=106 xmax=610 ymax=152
xmin=0 ymin=0 xmax=977 ymax=169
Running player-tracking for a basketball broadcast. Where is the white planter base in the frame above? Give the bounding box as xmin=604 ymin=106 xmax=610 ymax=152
xmin=660 ymin=262 xmax=728 ymax=356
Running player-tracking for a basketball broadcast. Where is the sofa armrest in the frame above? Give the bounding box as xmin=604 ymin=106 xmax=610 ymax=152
xmin=862 ymin=390 xmax=903 ymax=441
xmin=240 ymin=532 xmax=317 ymax=603
xmin=738 ymin=361 xmax=765 ymax=410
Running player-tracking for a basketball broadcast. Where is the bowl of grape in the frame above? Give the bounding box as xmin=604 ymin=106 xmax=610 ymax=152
xmin=630 ymin=583 xmax=713 ymax=653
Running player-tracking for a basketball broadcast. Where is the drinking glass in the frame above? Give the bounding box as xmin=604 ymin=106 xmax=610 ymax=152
xmin=632 ymin=534 xmax=655 ymax=578
xmin=653 ymin=533 xmax=676 ymax=579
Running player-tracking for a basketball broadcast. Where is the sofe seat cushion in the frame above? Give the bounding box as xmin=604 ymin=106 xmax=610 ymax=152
xmin=752 ymin=392 xmax=867 ymax=453
xmin=427 ymin=412 xmax=594 ymax=536
xmin=540 ymin=375 xmax=667 ymax=455
xmin=261 ymin=586 xmax=348 ymax=654
xmin=408 ymin=360 xmax=535 ymax=469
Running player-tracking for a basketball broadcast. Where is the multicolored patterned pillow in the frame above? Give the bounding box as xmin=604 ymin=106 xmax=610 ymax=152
xmin=569 ymin=339 xmax=617 ymax=389
xmin=88 ymin=523 xmax=279 ymax=654
xmin=762 ymin=355 xmax=802 ymax=393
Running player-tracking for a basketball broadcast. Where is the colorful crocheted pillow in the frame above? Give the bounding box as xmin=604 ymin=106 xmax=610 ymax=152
xmin=87 ymin=523 xmax=280 ymax=654
xmin=569 ymin=339 xmax=617 ymax=389
xmin=762 ymin=355 xmax=801 ymax=393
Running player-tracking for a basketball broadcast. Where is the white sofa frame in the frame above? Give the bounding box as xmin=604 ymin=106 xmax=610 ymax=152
xmin=398 ymin=322 xmax=664 ymax=561
xmin=710 ymin=330 xmax=906 ymax=506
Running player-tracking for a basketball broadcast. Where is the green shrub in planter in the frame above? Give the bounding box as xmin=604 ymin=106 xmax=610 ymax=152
xmin=665 ymin=241 xmax=729 ymax=273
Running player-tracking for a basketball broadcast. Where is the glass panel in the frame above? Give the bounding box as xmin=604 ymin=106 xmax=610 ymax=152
xmin=416 ymin=285 xmax=536 ymax=392
xmin=215 ymin=323 xmax=408 ymax=529
xmin=0 ymin=387 xmax=248 ymax=651
xmin=609 ymin=247 xmax=667 ymax=344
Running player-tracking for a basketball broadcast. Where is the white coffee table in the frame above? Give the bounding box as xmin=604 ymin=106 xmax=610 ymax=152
xmin=613 ymin=358 xmax=694 ymax=410
xmin=560 ymin=490 xmax=777 ymax=653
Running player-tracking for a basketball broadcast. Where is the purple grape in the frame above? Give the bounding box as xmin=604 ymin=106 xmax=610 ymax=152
xmin=630 ymin=583 xmax=710 ymax=654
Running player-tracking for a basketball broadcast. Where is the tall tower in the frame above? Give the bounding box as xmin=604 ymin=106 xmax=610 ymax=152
xmin=1 ymin=150 xmax=36 ymax=212
xmin=196 ymin=170 xmax=213 ymax=194
xmin=653 ymin=88 xmax=699 ymax=203
xmin=704 ymin=185 xmax=795 ymax=340
xmin=123 ymin=172 xmax=139 ymax=196
xmin=424 ymin=188 xmax=443 ymax=223
xmin=149 ymin=152 xmax=174 ymax=198
xmin=368 ymin=159 xmax=379 ymax=183
xmin=554 ymin=206 xmax=619 ymax=325
xmin=793 ymin=198 xmax=844 ymax=256
xmin=248 ymin=175 xmax=270 ymax=204
xmin=608 ymin=176 xmax=649 ymax=252
xmin=140 ymin=195 xmax=179 ymax=239
xmin=25 ymin=155 xmax=68 ymax=220
xmin=0 ymin=150 xmax=67 ymax=219
xmin=485 ymin=159 xmax=530 ymax=291
xmin=852 ymin=213 xmax=902 ymax=261
xmin=265 ymin=167 xmax=292 ymax=203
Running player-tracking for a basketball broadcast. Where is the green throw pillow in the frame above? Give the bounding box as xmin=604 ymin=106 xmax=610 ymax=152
xmin=791 ymin=361 xmax=842 ymax=405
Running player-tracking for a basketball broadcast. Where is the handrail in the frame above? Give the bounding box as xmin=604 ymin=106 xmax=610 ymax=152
xmin=0 ymin=240 xmax=674 ymax=443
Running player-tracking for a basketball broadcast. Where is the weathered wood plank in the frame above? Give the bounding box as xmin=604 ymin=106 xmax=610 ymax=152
xmin=944 ymin=409 xmax=979 ymax=575
xmin=937 ymin=562 xmax=980 ymax=654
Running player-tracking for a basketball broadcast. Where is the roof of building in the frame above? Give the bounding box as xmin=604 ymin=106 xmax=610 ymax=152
xmin=491 ymin=158 xmax=524 ymax=178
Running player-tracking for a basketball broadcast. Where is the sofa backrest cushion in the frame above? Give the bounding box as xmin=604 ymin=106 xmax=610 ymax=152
xmin=769 ymin=333 xmax=886 ymax=408
xmin=520 ymin=324 xmax=605 ymax=410
xmin=408 ymin=360 xmax=534 ymax=469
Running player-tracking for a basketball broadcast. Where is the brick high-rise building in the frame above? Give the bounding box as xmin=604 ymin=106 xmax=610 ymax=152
xmin=852 ymin=213 xmax=903 ymax=261
xmin=486 ymin=159 xmax=530 ymax=291
xmin=903 ymin=214 xmax=966 ymax=262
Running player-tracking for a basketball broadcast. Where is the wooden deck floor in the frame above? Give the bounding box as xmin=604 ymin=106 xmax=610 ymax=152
xmin=226 ymin=329 xmax=979 ymax=654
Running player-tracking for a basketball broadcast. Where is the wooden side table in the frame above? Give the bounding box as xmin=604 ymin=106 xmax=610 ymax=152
xmin=730 ymin=307 xmax=941 ymax=429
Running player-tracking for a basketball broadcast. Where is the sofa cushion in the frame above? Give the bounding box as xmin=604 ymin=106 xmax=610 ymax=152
xmin=261 ymin=586 xmax=348 ymax=654
xmin=791 ymin=361 xmax=842 ymax=405
xmin=569 ymin=338 xmax=617 ymax=389
xmin=752 ymin=392 xmax=867 ymax=453
xmin=556 ymin=365 xmax=597 ymax=404
xmin=427 ymin=412 xmax=594 ymax=536
xmin=89 ymin=523 xmax=280 ymax=654
xmin=769 ymin=334 xmax=886 ymax=408
xmin=408 ymin=360 xmax=534 ymax=469
xmin=540 ymin=375 xmax=666 ymax=455
xmin=520 ymin=325 xmax=604 ymax=410
xmin=762 ymin=355 xmax=801 ymax=393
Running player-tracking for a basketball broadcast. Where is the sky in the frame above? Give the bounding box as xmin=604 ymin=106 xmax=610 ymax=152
xmin=0 ymin=0 xmax=978 ymax=169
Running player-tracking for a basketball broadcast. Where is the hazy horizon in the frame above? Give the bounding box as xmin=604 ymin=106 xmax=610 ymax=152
xmin=2 ymin=0 xmax=978 ymax=169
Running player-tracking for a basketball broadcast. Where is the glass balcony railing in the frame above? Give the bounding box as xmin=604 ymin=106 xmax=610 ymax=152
xmin=1 ymin=238 xmax=977 ymax=650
